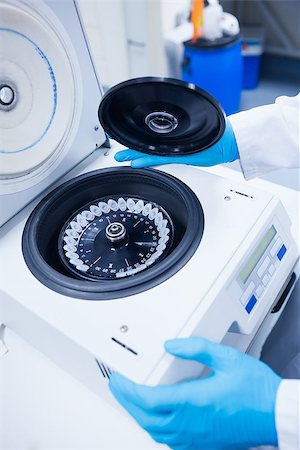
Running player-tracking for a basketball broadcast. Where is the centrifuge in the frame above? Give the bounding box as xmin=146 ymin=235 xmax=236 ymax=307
xmin=0 ymin=0 xmax=298 ymax=406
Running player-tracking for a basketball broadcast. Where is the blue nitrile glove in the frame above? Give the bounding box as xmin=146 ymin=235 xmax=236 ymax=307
xmin=109 ymin=337 xmax=282 ymax=450
xmin=114 ymin=118 xmax=239 ymax=168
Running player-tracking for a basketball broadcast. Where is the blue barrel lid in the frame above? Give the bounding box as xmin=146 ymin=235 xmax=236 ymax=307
xmin=184 ymin=33 xmax=240 ymax=50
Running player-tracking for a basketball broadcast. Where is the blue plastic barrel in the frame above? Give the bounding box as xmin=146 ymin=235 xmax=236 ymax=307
xmin=182 ymin=35 xmax=243 ymax=115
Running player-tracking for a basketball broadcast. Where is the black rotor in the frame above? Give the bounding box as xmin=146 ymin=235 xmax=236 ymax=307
xmin=58 ymin=196 xmax=174 ymax=281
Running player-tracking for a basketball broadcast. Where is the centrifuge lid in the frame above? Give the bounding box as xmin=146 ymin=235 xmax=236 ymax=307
xmin=0 ymin=1 xmax=77 ymax=180
xmin=98 ymin=77 xmax=226 ymax=156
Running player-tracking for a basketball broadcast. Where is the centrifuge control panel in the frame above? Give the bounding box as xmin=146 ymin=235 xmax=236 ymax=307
xmin=228 ymin=217 xmax=290 ymax=316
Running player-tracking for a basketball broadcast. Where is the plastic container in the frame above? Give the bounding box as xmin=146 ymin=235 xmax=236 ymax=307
xmin=182 ymin=34 xmax=243 ymax=115
xmin=241 ymin=26 xmax=265 ymax=89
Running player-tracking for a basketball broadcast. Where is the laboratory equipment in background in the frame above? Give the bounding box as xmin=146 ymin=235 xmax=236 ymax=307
xmin=182 ymin=0 xmax=242 ymax=115
xmin=241 ymin=25 xmax=266 ymax=90
xmin=0 ymin=0 xmax=298 ymax=412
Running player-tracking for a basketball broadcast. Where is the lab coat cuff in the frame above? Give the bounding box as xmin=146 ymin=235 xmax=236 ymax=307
xmin=228 ymin=113 xmax=261 ymax=180
xmin=275 ymin=379 xmax=300 ymax=450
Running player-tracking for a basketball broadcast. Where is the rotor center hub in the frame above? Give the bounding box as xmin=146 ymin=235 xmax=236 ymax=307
xmin=0 ymin=84 xmax=15 ymax=106
xmin=145 ymin=111 xmax=178 ymax=134
xmin=105 ymin=222 xmax=126 ymax=242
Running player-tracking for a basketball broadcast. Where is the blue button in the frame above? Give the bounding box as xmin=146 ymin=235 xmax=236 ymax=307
xmin=246 ymin=295 xmax=257 ymax=314
xmin=277 ymin=244 xmax=287 ymax=261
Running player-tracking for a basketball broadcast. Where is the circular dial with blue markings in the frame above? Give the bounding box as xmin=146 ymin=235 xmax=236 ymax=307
xmin=0 ymin=1 xmax=76 ymax=179
xmin=59 ymin=197 xmax=174 ymax=280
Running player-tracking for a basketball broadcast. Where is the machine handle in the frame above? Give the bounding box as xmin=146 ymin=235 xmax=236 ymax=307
xmin=271 ymin=272 xmax=296 ymax=313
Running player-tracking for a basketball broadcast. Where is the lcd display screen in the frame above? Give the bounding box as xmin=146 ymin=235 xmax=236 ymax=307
xmin=239 ymin=226 xmax=277 ymax=284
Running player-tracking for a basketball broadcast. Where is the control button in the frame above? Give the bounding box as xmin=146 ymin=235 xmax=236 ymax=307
xmin=270 ymin=237 xmax=283 ymax=257
xmin=268 ymin=264 xmax=276 ymax=276
xmin=255 ymin=285 xmax=264 ymax=298
xmin=246 ymin=295 xmax=257 ymax=314
xmin=274 ymin=258 xmax=280 ymax=269
xmin=262 ymin=273 xmax=270 ymax=287
xmin=257 ymin=256 xmax=271 ymax=278
xmin=240 ymin=281 xmax=255 ymax=306
xmin=277 ymin=244 xmax=287 ymax=261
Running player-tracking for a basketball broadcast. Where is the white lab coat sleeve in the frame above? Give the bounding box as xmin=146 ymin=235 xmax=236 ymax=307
xmin=228 ymin=94 xmax=300 ymax=179
xmin=275 ymin=379 xmax=300 ymax=450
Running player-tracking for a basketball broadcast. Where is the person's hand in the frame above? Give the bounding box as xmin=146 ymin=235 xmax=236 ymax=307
xmin=109 ymin=337 xmax=282 ymax=450
xmin=114 ymin=118 xmax=239 ymax=168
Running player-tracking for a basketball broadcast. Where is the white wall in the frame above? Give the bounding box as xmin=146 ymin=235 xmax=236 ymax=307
xmin=78 ymin=0 xmax=130 ymax=87
xmin=78 ymin=0 xmax=193 ymax=87
xmin=124 ymin=0 xmax=167 ymax=78
xmin=160 ymin=0 xmax=191 ymax=33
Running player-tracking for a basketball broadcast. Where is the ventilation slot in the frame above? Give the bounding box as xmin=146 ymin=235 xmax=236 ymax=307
xmin=111 ymin=337 xmax=138 ymax=356
xmin=230 ymin=189 xmax=254 ymax=199
xmin=95 ymin=359 xmax=112 ymax=379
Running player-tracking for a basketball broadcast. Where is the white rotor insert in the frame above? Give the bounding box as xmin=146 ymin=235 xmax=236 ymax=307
xmin=0 ymin=1 xmax=77 ymax=179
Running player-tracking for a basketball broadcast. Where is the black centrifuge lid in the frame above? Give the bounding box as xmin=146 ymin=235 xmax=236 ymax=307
xmin=98 ymin=77 xmax=226 ymax=156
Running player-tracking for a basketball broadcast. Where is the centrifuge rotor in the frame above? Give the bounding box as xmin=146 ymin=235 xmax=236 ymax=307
xmin=59 ymin=196 xmax=174 ymax=281
xmin=22 ymin=167 xmax=204 ymax=300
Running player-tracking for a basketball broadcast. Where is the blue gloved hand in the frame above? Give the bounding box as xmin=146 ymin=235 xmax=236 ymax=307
xmin=109 ymin=337 xmax=282 ymax=450
xmin=114 ymin=118 xmax=239 ymax=168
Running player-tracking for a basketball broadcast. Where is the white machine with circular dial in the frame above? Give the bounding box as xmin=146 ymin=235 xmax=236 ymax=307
xmin=0 ymin=0 xmax=298 ymax=417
